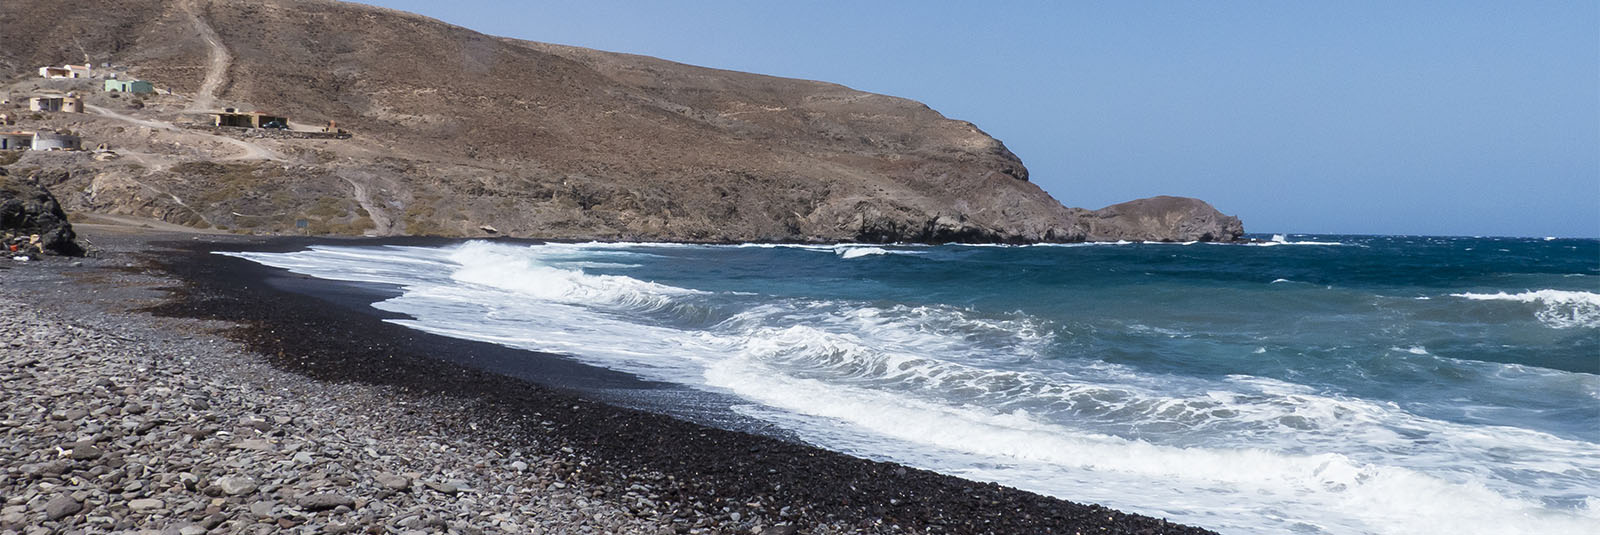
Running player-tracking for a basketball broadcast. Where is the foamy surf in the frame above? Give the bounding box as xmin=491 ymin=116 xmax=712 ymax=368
xmin=1450 ymin=289 xmax=1600 ymax=329
xmin=223 ymin=236 xmax=1600 ymax=535
xmin=1248 ymin=234 xmax=1349 ymax=246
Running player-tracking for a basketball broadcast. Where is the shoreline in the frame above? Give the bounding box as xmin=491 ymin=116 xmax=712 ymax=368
xmin=0 ymin=229 xmax=1218 ymax=534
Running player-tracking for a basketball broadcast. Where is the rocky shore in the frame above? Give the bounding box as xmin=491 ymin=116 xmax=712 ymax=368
xmin=0 ymin=229 xmax=1217 ymax=535
xmin=0 ymin=236 xmax=682 ymax=534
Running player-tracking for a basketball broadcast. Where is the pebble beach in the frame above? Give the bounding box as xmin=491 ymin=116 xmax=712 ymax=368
xmin=0 ymin=228 xmax=1213 ymax=535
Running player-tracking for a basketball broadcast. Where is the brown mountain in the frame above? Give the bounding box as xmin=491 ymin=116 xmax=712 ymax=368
xmin=0 ymin=0 xmax=1242 ymax=243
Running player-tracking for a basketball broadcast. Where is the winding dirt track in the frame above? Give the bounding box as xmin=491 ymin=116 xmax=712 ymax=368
xmin=182 ymin=0 xmax=230 ymax=113
xmin=86 ymin=104 xmax=282 ymax=161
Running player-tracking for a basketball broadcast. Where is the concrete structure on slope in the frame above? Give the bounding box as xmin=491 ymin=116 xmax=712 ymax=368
xmin=104 ymin=79 xmax=154 ymax=94
xmin=0 ymin=132 xmax=32 ymax=150
xmin=30 ymin=132 xmax=81 ymax=151
xmin=38 ymin=64 xmax=92 ymax=79
xmin=213 ymin=108 xmax=288 ymax=129
xmin=29 ymin=96 xmax=84 ymax=113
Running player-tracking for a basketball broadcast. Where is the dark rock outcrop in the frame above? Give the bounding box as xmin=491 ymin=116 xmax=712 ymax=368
xmin=0 ymin=168 xmax=85 ymax=256
xmin=1079 ymin=196 xmax=1244 ymax=242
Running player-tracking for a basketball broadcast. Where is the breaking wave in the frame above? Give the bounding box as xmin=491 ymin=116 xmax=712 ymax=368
xmin=223 ymin=239 xmax=1600 ymax=535
xmin=1451 ymin=290 xmax=1600 ymax=329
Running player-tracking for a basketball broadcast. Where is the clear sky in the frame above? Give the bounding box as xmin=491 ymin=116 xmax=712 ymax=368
xmin=356 ymin=1 xmax=1598 ymax=238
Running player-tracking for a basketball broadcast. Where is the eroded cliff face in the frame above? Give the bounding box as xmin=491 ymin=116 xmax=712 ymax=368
xmin=0 ymin=0 xmax=1241 ymax=243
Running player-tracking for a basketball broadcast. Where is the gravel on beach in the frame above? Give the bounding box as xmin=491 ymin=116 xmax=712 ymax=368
xmin=0 ymin=230 xmax=1216 ymax=535
xmin=0 ymin=252 xmax=686 ymax=534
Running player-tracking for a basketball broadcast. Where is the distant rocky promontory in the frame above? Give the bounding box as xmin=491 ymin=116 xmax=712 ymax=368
xmin=0 ymin=0 xmax=1242 ymax=243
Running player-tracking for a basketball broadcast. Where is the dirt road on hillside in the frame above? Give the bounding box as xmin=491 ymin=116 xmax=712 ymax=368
xmin=87 ymin=104 xmax=283 ymax=161
xmin=183 ymin=0 xmax=230 ymax=113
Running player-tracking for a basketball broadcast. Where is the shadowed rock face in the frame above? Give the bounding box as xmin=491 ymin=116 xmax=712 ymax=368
xmin=1079 ymin=196 xmax=1244 ymax=242
xmin=0 ymin=168 xmax=84 ymax=256
xmin=0 ymin=0 xmax=1243 ymax=243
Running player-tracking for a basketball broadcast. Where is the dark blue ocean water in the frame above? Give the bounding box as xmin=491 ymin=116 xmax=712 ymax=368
xmin=230 ymin=234 xmax=1599 ymax=535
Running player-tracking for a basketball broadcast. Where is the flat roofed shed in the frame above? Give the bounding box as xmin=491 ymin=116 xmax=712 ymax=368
xmin=0 ymin=132 xmax=32 ymax=150
xmin=213 ymin=110 xmax=288 ymax=128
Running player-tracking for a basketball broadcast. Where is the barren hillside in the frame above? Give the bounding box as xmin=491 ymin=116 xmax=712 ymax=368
xmin=0 ymin=0 xmax=1241 ymax=242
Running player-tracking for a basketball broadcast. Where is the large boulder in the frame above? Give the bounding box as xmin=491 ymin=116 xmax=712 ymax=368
xmin=0 ymin=167 xmax=84 ymax=256
xmin=1078 ymin=196 xmax=1244 ymax=242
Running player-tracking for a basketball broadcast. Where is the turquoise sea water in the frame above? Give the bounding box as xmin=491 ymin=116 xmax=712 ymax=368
xmin=230 ymin=235 xmax=1599 ymax=534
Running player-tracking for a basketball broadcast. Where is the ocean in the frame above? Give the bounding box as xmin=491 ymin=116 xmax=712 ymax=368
xmin=225 ymin=235 xmax=1599 ymax=535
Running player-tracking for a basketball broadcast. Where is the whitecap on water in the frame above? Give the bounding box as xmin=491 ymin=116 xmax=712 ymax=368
xmin=1449 ymin=289 xmax=1600 ymax=329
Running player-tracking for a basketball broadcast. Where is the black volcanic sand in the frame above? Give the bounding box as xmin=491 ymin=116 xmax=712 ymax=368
xmin=143 ymin=236 xmax=1218 ymax=535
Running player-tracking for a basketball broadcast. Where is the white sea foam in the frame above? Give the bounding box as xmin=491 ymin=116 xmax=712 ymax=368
xmin=1249 ymin=234 xmax=1348 ymax=247
xmin=837 ymin=246 xmax=889 ymax=258
xmin=1450 ymin=289 xmax=1600 ymax=329
xmin=732 ymin=243 xmax=923 ymax=258
xmin=708 ymin=358 xmax=1600 ymax=535
xmin=227 ymin=241 xmax=1600 ymax=535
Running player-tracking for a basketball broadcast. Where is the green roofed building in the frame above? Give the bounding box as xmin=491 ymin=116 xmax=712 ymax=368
xmin=104 ymin=79 xmax=154 ymax=94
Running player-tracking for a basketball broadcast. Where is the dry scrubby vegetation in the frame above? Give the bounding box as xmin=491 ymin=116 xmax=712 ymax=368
xmin=167 ymin=161 xmax=372 ymax=233
xmin=0 ymin=0 xmax=1241 ymax=243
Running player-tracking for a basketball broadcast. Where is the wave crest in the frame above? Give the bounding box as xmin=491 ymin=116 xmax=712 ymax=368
xmin=1451 ymin=290 xmax=1600 ymax=329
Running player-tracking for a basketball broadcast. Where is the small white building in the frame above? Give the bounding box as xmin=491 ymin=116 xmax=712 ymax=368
xmin=28 ymin=96 xmax=83 ymax=113
xmin=0 ymin=132 xmax=31 ymax=150
xmin=38 ymin=64 xmax=91 ymax=79
xmin=31 ymin=132 xmax=81 ymax=151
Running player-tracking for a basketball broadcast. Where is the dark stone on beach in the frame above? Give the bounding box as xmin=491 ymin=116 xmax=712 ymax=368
xmin=200 ymin=514 xmax=226 ymax=529
xmin=297 ymin=493 xmax=354 ymax=511
xmin=44 ymin=494 xmax=82 ymax=520
xmin=23 ymin=459 xmax=73 ymax=478
xmin=0 ymin=170 xmax=84 ymax=256
xmin=69 ymin=444 xmax=103 ymax=460
xmin=760 ymin=527 xmax=799 ymax=535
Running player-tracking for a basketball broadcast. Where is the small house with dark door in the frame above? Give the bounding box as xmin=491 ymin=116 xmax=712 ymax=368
xmin=213 ymin=108 xmax=288 ymax=129
xmin=0 ymin=132 xmax=32 ymax=150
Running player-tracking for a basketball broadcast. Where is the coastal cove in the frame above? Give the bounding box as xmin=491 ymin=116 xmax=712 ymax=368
xmin=175 ymin=234 xmax=1600 ymax=534
xmin=72 ymin=231 xmax=1212 ymax=534
xmin=1 ymin=2 xmax=1592 ymax=534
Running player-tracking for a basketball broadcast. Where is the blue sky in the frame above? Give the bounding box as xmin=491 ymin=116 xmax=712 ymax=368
xmin=358 ymin=1 xmax=1598 ymax=237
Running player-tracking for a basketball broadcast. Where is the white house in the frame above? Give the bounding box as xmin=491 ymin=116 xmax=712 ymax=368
xmin=29 ymin=95 xmax=84 ymax=113
xmin=0 ymin=132 xmax=31 ymax=150
xmin=38 ymin=64 xmax=92 ymax=79
xmin=31 ymin=132 xmax=81 ymax=151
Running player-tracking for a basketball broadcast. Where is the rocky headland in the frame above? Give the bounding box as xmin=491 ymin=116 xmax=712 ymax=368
xmin=0 ymin=0 xmax=1242 ymax=244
